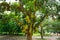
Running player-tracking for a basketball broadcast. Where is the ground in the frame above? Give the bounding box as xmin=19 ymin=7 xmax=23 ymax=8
xmin=0 ymin=35 xmax=59 ymax=40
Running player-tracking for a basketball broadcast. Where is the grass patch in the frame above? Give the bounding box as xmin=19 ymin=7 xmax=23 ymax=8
xmin=35 ymin=38 xmax=46 ymax=40
xmin=33 ymin=33 xmax=40 ymax=36
xmin=33 ymin=33 xmax=50 ymax=36
xmin=44 ymin=34 xmax=51 ymax=36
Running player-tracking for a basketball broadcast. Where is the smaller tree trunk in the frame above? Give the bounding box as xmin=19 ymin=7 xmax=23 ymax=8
xmin=41 ymin=26 xmax=43 ymax=39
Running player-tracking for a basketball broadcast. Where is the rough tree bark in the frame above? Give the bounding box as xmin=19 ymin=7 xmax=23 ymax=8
xmin=27 ymin=32 xmax=32 ymax=40
xmin=26 ymin=24 xmax=32 ymax=40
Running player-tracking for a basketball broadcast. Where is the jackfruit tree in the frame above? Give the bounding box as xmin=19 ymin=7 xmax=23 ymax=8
xmin=0 ymin=0 xmax=60 ymax=40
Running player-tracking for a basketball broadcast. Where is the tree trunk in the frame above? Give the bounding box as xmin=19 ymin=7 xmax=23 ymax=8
xmin=41 ymin=26 xmax=43 ymax=39
xmin=39 ymin=15 xmax=46 ymax=39
xmin=27 ymin=33 xmax=32 ymax=40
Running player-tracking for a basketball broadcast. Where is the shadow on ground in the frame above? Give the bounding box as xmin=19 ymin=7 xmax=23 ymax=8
xmin=57 ymin=37 xmax=60 ymax=40
xmin=0 ymin=35 xmax=46 ymax=40
xmin=0 ymin=35 xmax=59 ymax=40
xmin=0 ymin=35 xmax=26 ymax=40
